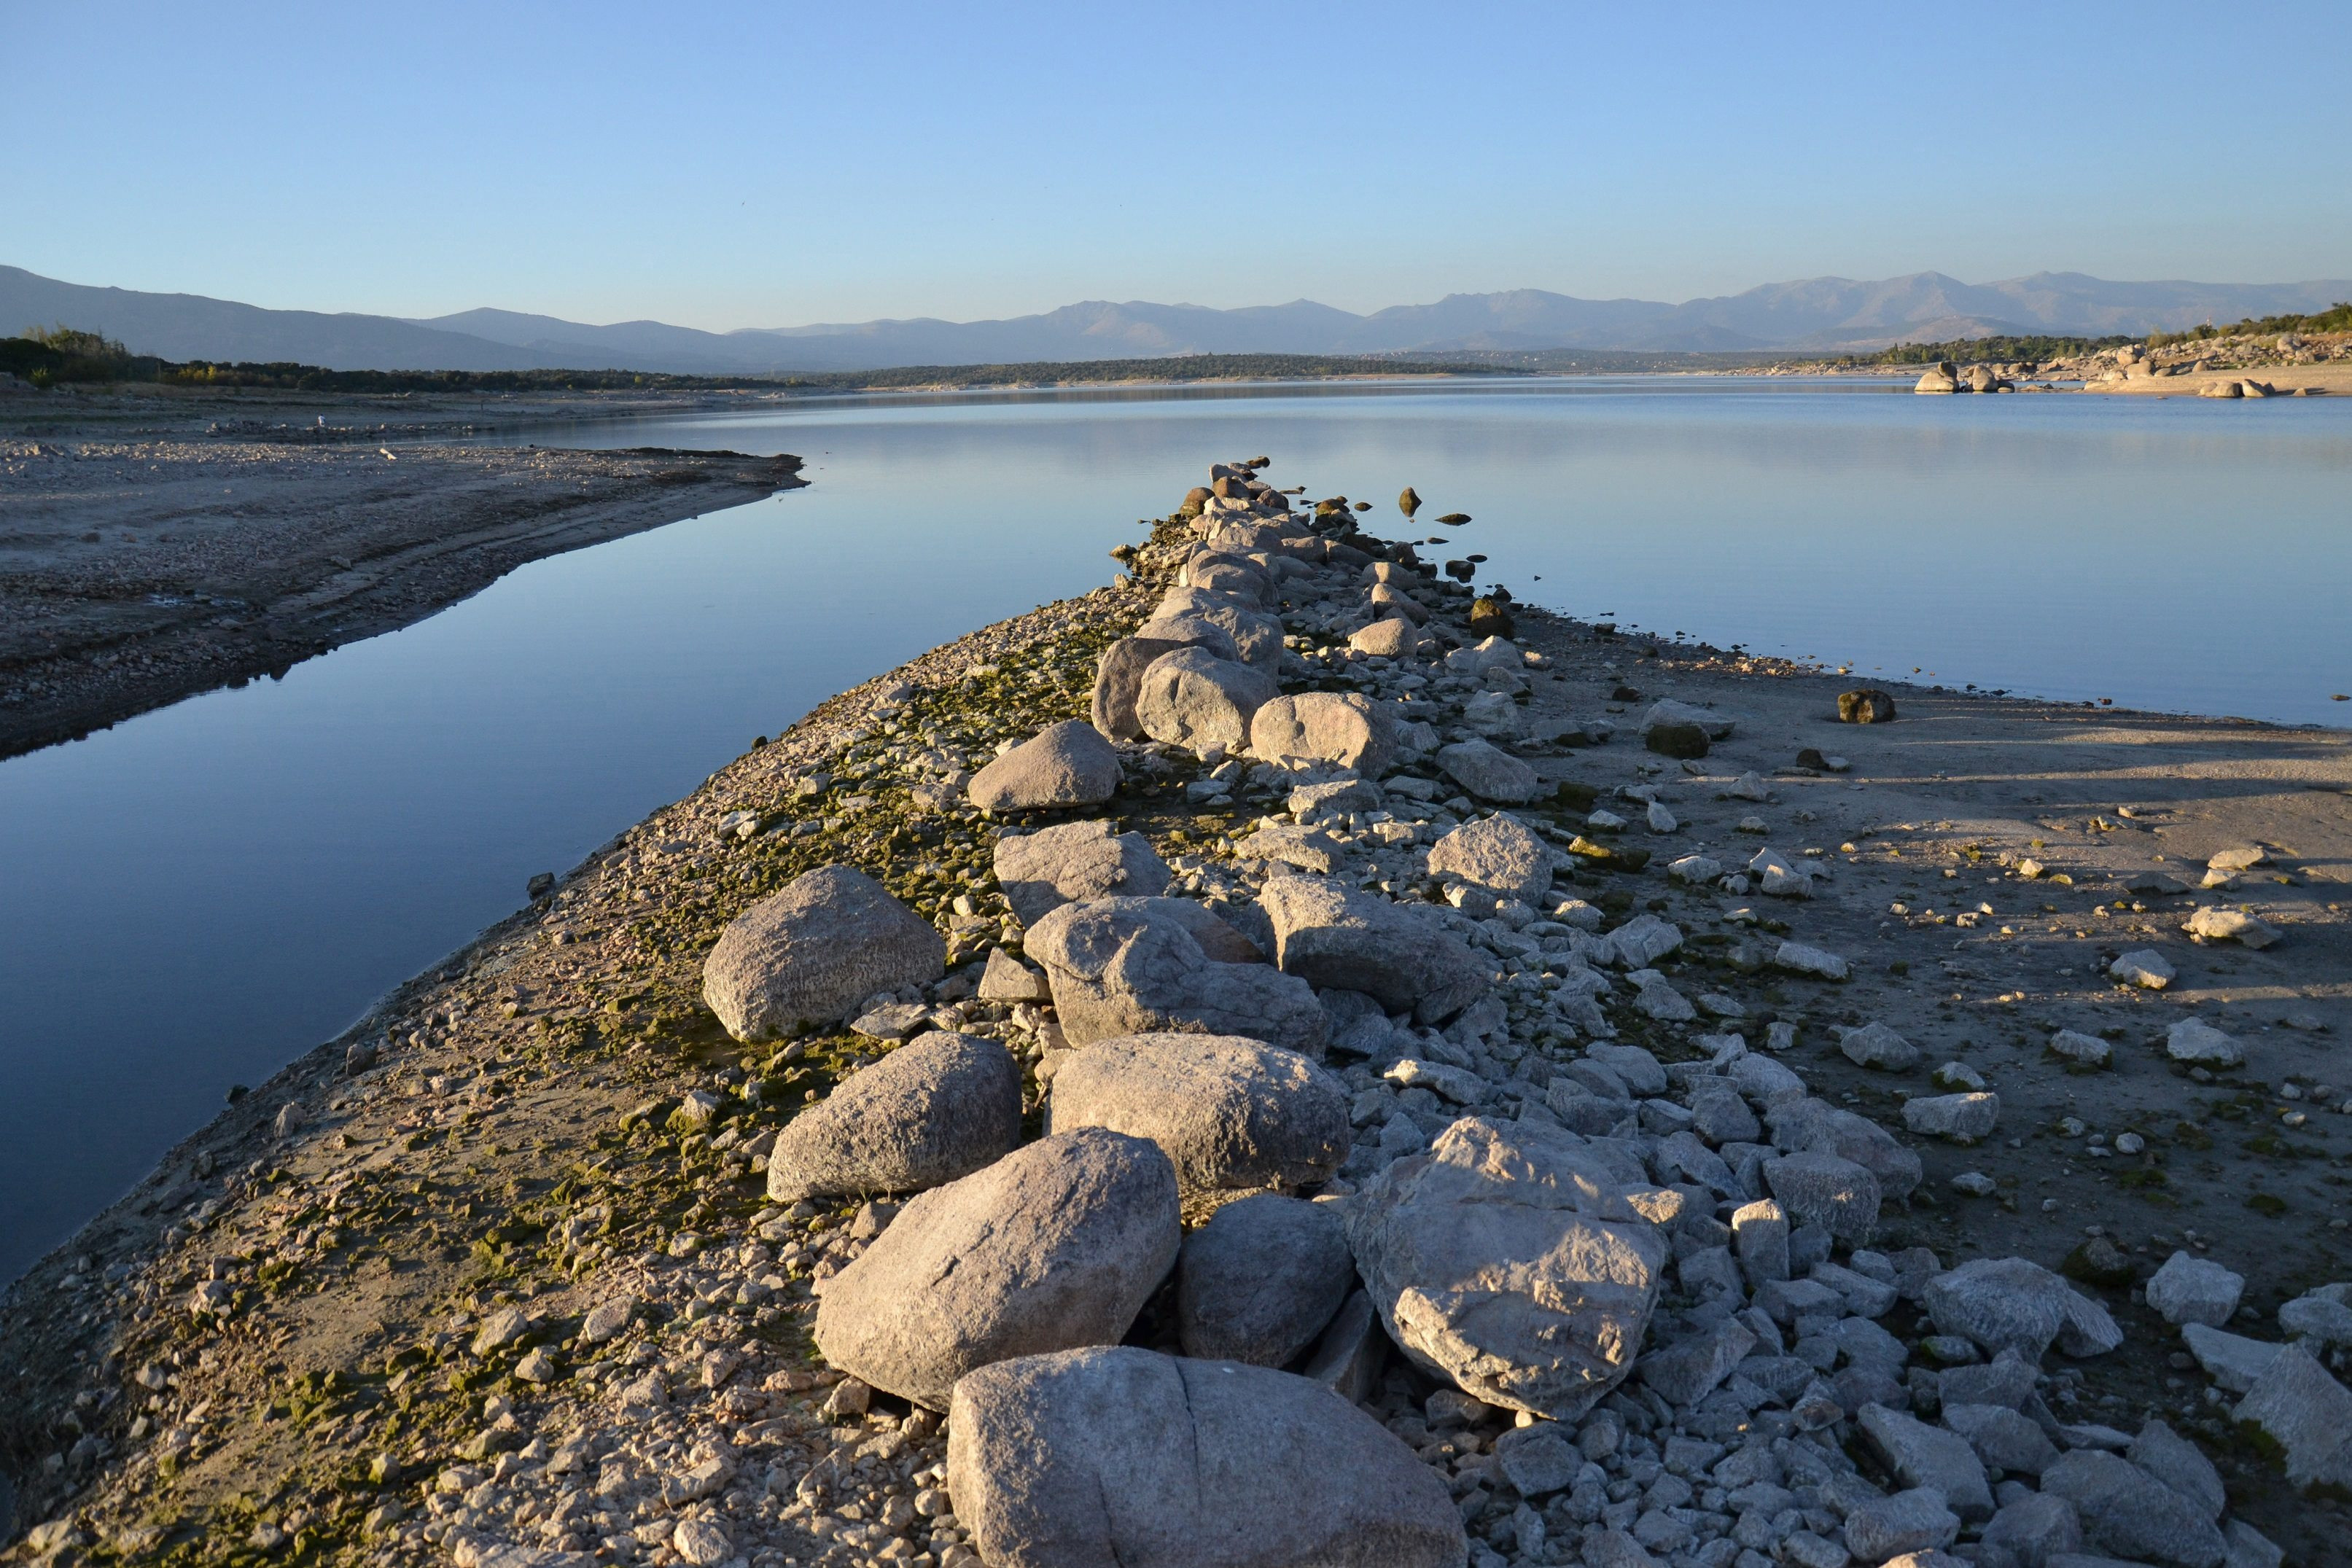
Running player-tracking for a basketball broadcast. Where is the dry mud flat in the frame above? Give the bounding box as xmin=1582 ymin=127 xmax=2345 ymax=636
xmin=0 ymin=387 xmax=805 ymax=760
xmin=2 ymin=466 xmax=2350 ymax=1568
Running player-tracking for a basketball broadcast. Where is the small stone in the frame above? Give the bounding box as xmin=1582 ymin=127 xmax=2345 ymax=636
xmin=1857 ymin=1404 xmax=1994 ymax=1520
xmin=1902 ymin=1092 xmax=1999 ymax=1141
xmin=2110 ymin=949 xmax=2175 ymax=989
xmin=1772 ymin=941 xmax=1850 ymax=980
xmin=581 ymin=1298 xmax=634 ymax=1342
xmin=2049 ymin=1029 xmax=2114 ymax=1066
xmin=1837 ymin=688 xmax=1898 ymax=724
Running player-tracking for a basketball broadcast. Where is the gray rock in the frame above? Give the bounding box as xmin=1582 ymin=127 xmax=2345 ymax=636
xmin=1135 ymin=645 xmax=1281 ymax=752
xmin=1638 ymin=698 xmax=1734 ymax=739
xmin=1843 ymin=1486 xmax=1962 ymax=1562
xmin=1049 ymin=1032 xmax=1348 ymax=1199
xmin=1924 ymin=1257 xmax=2124 ymax=1362
xmin=1937 ymin=1350 xmax=2039 ymax=1411
xmin=1769 ymin=1098 xmax=1923 ymax=1200
xmin=1842 ymin=1022 xmax=1921 ymax=1072
xmin=704 ymin=865 xmax=946 ymax=1040
xmin=994 ymin=819 xmax=1172 ymax=927
xmin=1091 ymin=636 xmax=1194 ymax=741
xmin=1858 ymin=1404 xmax=1995 ymax=1520
xmin=2280 ymin=1290 xmax=2352 ymax=1346
xmin=1435 ymin=738 xmax=1541 ymax=803
xmin=1601 ymin=913 xmax=1683 ymax=969
xmin=1428 ymin=812 xmax=1557 ymax=905
xmin=945 ymin=1346 xmax=1465 ymax=1568
xmin=2232 ymin=1341 xmax=2352 ymax=1490
xmin=2222 ymin=1520 xmax=2284 ymax=1568
xmin=1346 ymin=1116 xmax=1670 ymax=1419
xmin=2128 ymin=1419 xmax=2224 ymax=1519
xmin=1586 ymin=1045 xmax=1668 ymax=1096
xmin=1145 ymin=593 xmax=1283 ymax=672
xmin=811 ymin=1128 xmax=1180 ymax=1409
xmin=978 ymin=946 xmax=1052 ymax=1002
xmin=1250 ymin=692 xmax=1398 ymax=775
xmin=1494 ymin=1423 xmax=1580 ymax=1497
xmin=1943 ymin=1402 xmax=2059 ymax=1475
xmin=1026 ymin=897 xmax=1328 ymax=1058
xmin=1762 ymin=1152 xmax=1882 ymax=1244
xmin=765 ymin=1031 xmax=1022 ymax=1203
xmin=1732 ymin=1198 xmax=1790 ymax=1285
xmin=1980 ymin=1492 xmax=2083 ymax=1568
xmin=1638 ymin=1318 xmax=1757 ymax=1406
xmin=2038 ymin=1450 xmax=2227 ymax=1567
xmin=2108 ymin=951 xmax=2175 ymax=991
xmin=2165 ymin=1018 xmax=2243 ymax=1068
xmin=1301 ymin=1288 xmax=1385 ymax=1405
xmin=2144 ymin=1251 xmax=2245 ymax=1328
xmin=1258 ymin=875 xmax=1487 ymax=1026
xmin=1176 ymin=1193 xmax=1353 ymax=1367
xmin=1903 ymin=1092 xmax=2000 ymax=1142
xmin=2180 ymin=1322 xmax=2283 ymax=1394
xmin=1348 ymin=616 xmax=1425 ymax=658
xmin=2048 ymin=1029 xmax=2114 ymax=1066
xmin=967 ymin=719 xmax=1123 ymax=811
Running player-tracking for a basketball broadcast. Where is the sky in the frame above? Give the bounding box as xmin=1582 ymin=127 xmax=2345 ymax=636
xmin=8 ymin=1 xmax=2348 ymax=330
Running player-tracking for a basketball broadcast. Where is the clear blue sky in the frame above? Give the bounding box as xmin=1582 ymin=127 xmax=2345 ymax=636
xmin=9 ymin=1 xmax=2347 ymax=329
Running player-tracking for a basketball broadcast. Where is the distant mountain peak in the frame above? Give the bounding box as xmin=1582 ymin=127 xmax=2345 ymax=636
xmin=4 ymin=262 xmax=2345 ymax=373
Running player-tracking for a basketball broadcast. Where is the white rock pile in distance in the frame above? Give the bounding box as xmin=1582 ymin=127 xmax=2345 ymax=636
xmin=661 ymin=459 xmax=2302 ymax=1568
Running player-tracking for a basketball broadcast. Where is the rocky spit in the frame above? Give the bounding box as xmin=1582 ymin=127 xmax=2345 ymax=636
xmin=4 ymin=461 xmax=2350 ymax=1568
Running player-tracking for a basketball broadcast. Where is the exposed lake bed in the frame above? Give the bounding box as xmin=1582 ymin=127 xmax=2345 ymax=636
xmin=1 ymin=448 xmax=2347 ymax=1564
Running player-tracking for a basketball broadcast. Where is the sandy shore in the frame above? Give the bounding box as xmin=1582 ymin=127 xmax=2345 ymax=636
xmin=0 ymin=386 xmax=805 ymax=760
xmin=2 ymin=474 xmax=2348 ymax=1564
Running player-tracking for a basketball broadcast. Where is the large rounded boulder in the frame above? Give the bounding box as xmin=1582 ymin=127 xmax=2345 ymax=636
xmin=702 ymin=865 xmax=945 ymax=1041
xmin=1024 ymin=897 xmax=1328 ymax=1058
xmin=993 ymin=819 xmax=1172 ymax=928
xmin=1249 ymin=692 xmax=1398 ymax=775
xmin=812 ymin=1128 xmax=1180 ymax=1411
xmin=1048 ymin=1033 xmax=1349 ymax=1200
xmin=1177 ymin=1193 xmax=1355 ymax=1366
xmin=1135 ymin=647 xmax=1280 ymax=751
xmin=764 ymin=1031 xmax=1023 ymax=1204
xmin=946 ymin=1347 xmax=1466 ymax=1568
xmin=967 ymin=719 xmax=1124 ymax=811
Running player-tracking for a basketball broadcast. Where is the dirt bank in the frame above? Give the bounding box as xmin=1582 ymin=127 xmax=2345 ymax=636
xmin=0 ymin=386 xmax=805 ymax=760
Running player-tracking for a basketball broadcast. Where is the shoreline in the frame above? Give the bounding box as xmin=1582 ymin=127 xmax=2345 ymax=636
xmin=0 ymin=388 xmax=806 ymax=762
xmin=4 ymin=469 xmax=2350 ymax=1564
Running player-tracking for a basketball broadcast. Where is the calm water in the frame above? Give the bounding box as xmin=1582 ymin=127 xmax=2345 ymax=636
xmin=3 ymin=377 xmax=2347 ymax=1279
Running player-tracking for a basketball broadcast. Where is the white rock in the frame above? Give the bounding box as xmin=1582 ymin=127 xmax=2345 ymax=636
xmin=1901 ymin=1091 xmax=1999 ymax=1142
xmin=2185 ymin=907 xmax=2281 ymax=949
xmin=2180 ymin=1322 xmax=2283 ymax=1394
xmin=1772 ymin=941 xmax=1849 ymax=980
xmin=2165 ymin=1019 xmax=2243 ymax=1067
xmin=2109 ymin=950 xmax=2175 ymax=989
xmin=2145 ymin=1251 xmax=2246 ymax=1328
xmin=2049 ymin=1029 xmax=2113 ymax=1066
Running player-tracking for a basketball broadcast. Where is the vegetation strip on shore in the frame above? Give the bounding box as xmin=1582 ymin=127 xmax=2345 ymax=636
xmin=4 ymin=464 xmax=2349 ymax=1568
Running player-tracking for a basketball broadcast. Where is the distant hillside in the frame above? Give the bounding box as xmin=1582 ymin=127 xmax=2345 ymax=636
xmin=7 ymin=264 xmax=2348 ymax=374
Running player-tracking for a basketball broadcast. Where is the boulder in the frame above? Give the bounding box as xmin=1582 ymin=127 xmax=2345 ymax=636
xmin=1092 ymin=636 xmax=1192 ymax=741
xmin=1842 ymin=1021 xmax=1921 ymax=1071
xmin=1024 ymin=897 xmax=1329 ymax=1058
xmin=2108 ymin=950 xmax=2174 ymax=989
xmin=2181 ymin=1322 xmax=2283 ymax=1394
xmin=1344 ymin=1116 xmax=1670 ymax=1419
xmin=1915 ymin=363 xmax=1960 ymax=393
xmin=994 ymin=819 xmax=1172 ymax=927
xmin=1979 ymin=1493 xmax=2083 ymax=1567
xmin=1143 ymin=594 xmax=1283 ymax=672
xmin=1844 ymin=1487 xmax=1962 ymax=1561
xmin=1048 ymin=1033 xmax=1348 ymax=1199
xmin=1368 ymin=582 xmax=1428 ymax=623
xmin=2038 ymin=1450 xmax=2227 ymax=1568
xmin=1837 ymin=688 xmax=1899 ymax=724
xmin=765 ymin=1031 xmax=1023 ymax=1203
xmin=1762 ymin=1152 xmax=1881 ymax=1244
xmin=1176 ymin=1193 xmax=1355 ymax=1365
xmin=2184 ymin=907 xmax=2280 ymax=949
xmin=1347 ymin=616 xmax=1426 ymax=657
xmin=1428 ymin=813 xmax=1557 ymax=905
xmin=2143 ymin=1251 xmax=2245 ymax=1327
xmin=2128 ymin=1419 xmax=2224 ymax=1518
xmin=1136 ymin=646 xmax=1281 ymax=752
xmin=1645 ymin=722 xmax=1709 ymax=760
xmin=703 ymin=866 xmax=946 ymax=1041
xmin=1638 ymin=699 xmax=1734 ymax=740
xmin=1903 ymin=1091 xmax=2000 ymax=1142
xmin=1923 ymin=1257 xmax=2123 ymax=1361
xmin=1301 ymin=1289 xmax=1386 ymax=1405
xmin=2233 ymin=1341 xmax=2352 ymax=1490
xmin=967 ymin=719 xmax=1124 ymax=811
xmin=1435 ymin=738 xmax=1541 ymax=803
xmin=1249 ymin=692 xmax=1397 ymax=775
xmin=978 ymin=947 xmax=1051 ymax=1002
xmin=2049 ymin=1029 xmax=2114 ymax=1066
xmin=1257 ymin=874 xmax=1487 ymax=1025
xmin=1942 ymin=1401 xmax=2059 ymax=1475
xmin=811 ymin=1128 xmax=1180 ymax=1410
xmin=946 ymin=1347 xmax=1465 ymax=1568
xmin=1768 ymin=1100 xmax=1922 ymax=1198
xmin=2165 ymin=1018 xmax=2242 ymax=1067
xmin=1858 ymin=1405 xmax=1995 ymax=1520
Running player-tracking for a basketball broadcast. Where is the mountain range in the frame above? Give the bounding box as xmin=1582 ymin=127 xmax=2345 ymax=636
xmin=4 ymin=264 xmax=2345 ymax=375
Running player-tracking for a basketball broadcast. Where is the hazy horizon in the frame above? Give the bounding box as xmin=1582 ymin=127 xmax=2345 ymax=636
xmin=9 ymin=1 xmax=2347 ymax=330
